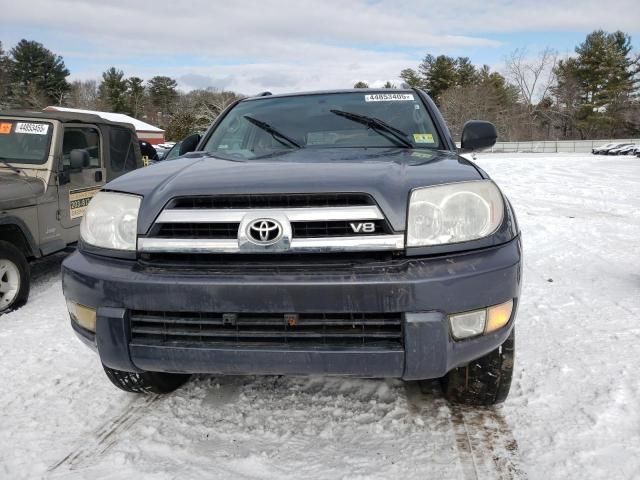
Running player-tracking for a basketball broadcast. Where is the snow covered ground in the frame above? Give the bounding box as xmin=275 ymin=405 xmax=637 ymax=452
xmin=1 ymin=153 xmax=639 ymax=479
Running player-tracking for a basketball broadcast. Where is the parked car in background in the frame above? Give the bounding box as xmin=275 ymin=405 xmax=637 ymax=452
xmin=161 ymin=140 xmax=183 ymax=161
xmin=602 ymin=143 xmax=633 ymax=154
xmin=608 ymin=144 xmax=637 ymax=155
xmin=0 ymin=110 xmax=142 ymax=312
xmin=592 ymin=142 xmax=631 ymax=154
xmin=155 ymin=147 xmax=170 ymax=161
xmin=139 ymin=141 xmax=159 ymax=165
xmin=592 ymin=143 xmax=617 ymax=154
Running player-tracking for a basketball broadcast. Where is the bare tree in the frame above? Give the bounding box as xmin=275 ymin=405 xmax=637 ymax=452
xmin=505 ymin=47 xmax=557 ymax=106
xmin=505 ymin=48 xmax=559 ymax=138
xmin=65 ymin=80 xmax=99 ymax=109
xmin=165 ymin=88 xmax=241 ymax=140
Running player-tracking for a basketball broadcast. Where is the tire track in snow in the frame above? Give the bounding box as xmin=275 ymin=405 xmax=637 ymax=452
xmin=405 ymin=381 xmax=526 ymax=480
xmin=47 ymin=394 xmax=160 ymax=474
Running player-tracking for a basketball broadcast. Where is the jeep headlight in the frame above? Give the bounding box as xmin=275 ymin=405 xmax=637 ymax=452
xmin=80 ymin=192 xmax=141 ymax=251
xmin=407 ymin=180 xmax=504 ymax=247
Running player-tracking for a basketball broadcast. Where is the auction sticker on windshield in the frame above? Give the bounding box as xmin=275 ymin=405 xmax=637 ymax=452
xmin=15 ymin=122 xmax=49 ymax=135
xmin=413 ymin=133 xmax=435 ymax=144
xmin=0 ymin=122 xmax=11 ymax=134
xmin=364 ymin=93 xmax=414 ymax=102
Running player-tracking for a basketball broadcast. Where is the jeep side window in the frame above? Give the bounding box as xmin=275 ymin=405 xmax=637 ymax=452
xmin=62 ymin=127 xmax=101 ymax=169
xmin=109 ymin=127 xmax=137 ymax=174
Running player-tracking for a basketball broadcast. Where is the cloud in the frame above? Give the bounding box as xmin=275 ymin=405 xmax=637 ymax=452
xmin=178 ymin=73 xmax=233 ymax=91
xmin=1 ymin=0 xmax=638 ymax=93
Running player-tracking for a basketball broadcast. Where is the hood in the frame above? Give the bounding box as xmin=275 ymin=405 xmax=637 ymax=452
xmin=0 ymin=171 xmax=45 ymax=210
xmin=105 ymin=148 xmax=484 ymax=233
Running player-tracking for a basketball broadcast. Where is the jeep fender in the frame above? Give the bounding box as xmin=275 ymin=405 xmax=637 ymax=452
xmin=0 ymin=215 xmax=39 ymax=258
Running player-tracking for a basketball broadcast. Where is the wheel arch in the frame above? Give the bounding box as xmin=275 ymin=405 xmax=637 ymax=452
xmin=0 ymin=216 xmax=38 ymax=259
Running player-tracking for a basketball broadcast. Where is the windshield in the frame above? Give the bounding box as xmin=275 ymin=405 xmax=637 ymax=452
xmin=0 ymin=119 xmax=53 ymax=165
xmin=203 ymin=91 xmax=441 ymax=159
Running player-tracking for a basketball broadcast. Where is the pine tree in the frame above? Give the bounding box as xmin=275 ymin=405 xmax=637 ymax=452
xmin=551 ymin=58 xmax=582 ymax=138
xmin=99 ymin=67 xmax=128 ymax=112
xmin=399 ymin=68 xmax=424 ymax=89
xmin=126 ymin=76 xmax=146 ymax=118
xmin=420 ymin=55 xmax=458 ymax=102
xmin=0 ymin=41 xmax=12 ymax=108
xmin=556 ymin=30 xmax=639 ymax=137
xmin=9 ymin=39 xmax=70 ymax=108
xmin=455 ymin=57 xmax=477 ymax=86
xmin=148 ymin=76 xmax=178 ymax=116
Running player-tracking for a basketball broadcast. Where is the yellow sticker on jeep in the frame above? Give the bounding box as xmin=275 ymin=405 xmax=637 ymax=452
xmin=69 ymin=187 xmax=101 ymax=219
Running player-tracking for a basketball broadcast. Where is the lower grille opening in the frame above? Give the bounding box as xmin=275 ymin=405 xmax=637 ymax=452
xmin=130 ymin=311 xmax=403 ymax=348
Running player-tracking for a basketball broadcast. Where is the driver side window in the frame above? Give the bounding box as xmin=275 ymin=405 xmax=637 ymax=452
xmin=209 ymin=116 xmax=252 ymax=155
xmin=62 ymin=126 xmax=101 ymax=169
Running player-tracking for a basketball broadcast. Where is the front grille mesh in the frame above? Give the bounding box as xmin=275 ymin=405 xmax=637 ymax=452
xmin=130 ymin=311 xmax=403 ymax=348
xmin=155 ymin=222 xmax=239 ymax=239
xmin=170 ymin=193 xmax=374 ymax=209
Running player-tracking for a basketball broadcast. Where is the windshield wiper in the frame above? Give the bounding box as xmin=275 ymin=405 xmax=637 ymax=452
xmin=330 ymin=109 xmax=413 ymax=148
xmin=243 ymin=115 xmax=302 ymax=149
xmin=0 ymin=157 xmax=22 ymax=174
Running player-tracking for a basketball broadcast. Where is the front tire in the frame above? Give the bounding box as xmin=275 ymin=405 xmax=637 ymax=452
xmin=103 ymin=365 xmax=191 ymax=394
xmin=0 ymin=241 xmax=30 ymax=313
xmin=441 ymin=329 xmax=515 ymax=406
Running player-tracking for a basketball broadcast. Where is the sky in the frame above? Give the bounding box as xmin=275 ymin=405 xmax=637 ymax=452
xmin=1 ymin=0 xmax=639 ymax=95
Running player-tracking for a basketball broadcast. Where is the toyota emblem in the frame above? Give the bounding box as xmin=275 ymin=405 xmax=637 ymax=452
xmin=247 ymin=219 xmax=283 ymax=245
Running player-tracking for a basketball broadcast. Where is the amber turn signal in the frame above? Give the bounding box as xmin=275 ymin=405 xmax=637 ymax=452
xmin=485 ymin=300 xmax=514 ymax=334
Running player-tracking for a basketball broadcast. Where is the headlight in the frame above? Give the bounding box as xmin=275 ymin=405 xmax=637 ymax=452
xmin=407 ymin=180 xmax=504 ymax=247
xmin=80 ymin=192 xmax=141 ymax=251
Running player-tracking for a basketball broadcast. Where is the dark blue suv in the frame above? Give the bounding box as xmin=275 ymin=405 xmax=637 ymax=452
xmin=62 ymin=89 xmax=521 ymax=405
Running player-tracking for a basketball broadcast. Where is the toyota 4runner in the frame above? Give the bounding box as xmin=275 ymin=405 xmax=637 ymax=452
xmin=62 ymin=89 xmax=522 ymax=405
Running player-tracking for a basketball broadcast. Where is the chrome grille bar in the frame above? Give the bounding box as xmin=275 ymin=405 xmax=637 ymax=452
xmin=156 ymin=206 xmax=384 ymax=223
xmin=138 ymin=235 xmax=405 ymax=253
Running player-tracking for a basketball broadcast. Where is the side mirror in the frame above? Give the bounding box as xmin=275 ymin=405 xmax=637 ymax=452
xmin=69 ymin=149 xmax=90 ymax=170
xmin=460 ymin=121 xmax=497 ymax=151
xmin=179 ymin=133 xmax=201 ymax=155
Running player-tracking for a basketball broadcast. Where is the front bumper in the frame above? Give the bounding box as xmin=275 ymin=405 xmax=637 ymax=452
xmin=62 ymin=237 xmax=522 ymax=380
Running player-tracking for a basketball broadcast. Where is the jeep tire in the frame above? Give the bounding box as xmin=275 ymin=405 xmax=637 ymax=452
xmin=103 ymin=364 xmax=191 ymax=394
xmin=0 ymin=240 xmax=30 ymax=314
xmin=440 ymin=329 xmax=515 ymax=406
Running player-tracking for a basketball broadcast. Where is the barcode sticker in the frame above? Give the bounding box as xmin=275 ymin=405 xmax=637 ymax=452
xmin=15 ymin=123 xmax=49 ymax=135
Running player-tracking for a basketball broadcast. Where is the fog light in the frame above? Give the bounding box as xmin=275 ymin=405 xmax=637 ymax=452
xmin=449 ymin=309 xmax=486 ymax=340
xmin=66 ymin=300 xmax=96 ymax=333
xmin=485 ymin=300 xmax=513 ymax=334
